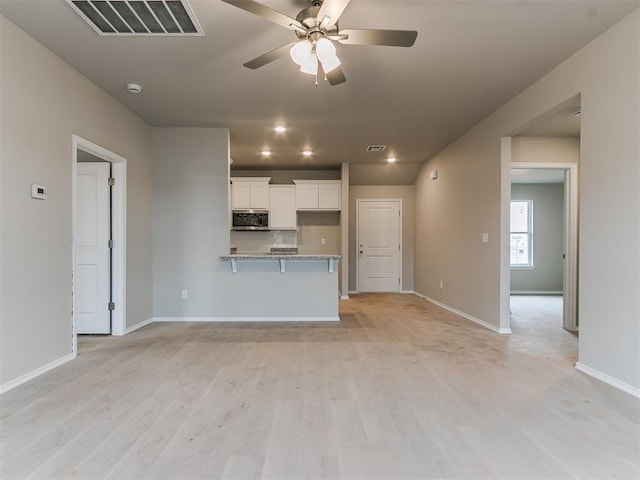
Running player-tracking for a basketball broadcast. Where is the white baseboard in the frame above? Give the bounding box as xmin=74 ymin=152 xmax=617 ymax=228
xmin=0 ymin=352 xmax=76 ymax=395
xmin=152 ymin=316 xmax=340 ymax=323
xmin=401 ymin=290 xmax=415 ymax=294
xmin=125 ymin=317 xmax=154 ymax=334
xmin=413 ymin=292 xmax=512 ymax=335
xmin=511 ymin=291 xmax=563 ymax=295
xmin=575 ymin=362 xmax=640 ymax=398
xmin=340 ymin=296 xmax=350 ymax=300
xmin=348 ymin=290 xmax=358 ymax=295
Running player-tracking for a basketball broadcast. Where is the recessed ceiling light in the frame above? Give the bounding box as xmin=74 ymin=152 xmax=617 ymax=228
xmin=302 ymin=150 xmax=313 ymax=157
xmin=261 ymin=150 xmax=271 ymax=156
xmin=274 ymin=126 xmax=287 ymax=133
xmin=387 ymin=157 xmax=397 ymax=163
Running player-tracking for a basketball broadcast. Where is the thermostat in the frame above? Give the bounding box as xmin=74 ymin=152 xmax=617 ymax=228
xmin=31 ymin=184 xmax=47 ymax=200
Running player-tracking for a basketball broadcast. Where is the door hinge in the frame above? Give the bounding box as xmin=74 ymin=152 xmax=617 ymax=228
xmin=108 ymin=239 xmax=114 ymax=249
xmin=108 ymin=177 xmax=115 ymax=187
xmin=108 ymin=302 xmax=115 ymax=311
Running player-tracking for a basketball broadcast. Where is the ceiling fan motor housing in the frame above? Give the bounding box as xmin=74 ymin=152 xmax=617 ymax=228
xmin=295 ymin=6 xmax=338 ymax=41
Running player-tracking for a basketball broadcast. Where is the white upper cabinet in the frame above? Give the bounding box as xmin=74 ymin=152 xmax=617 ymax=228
xmin=230 ymin=177 xmax=270 ymax=210
xmin=293 ymin=180 xmax=341 ymax=211
xmin=269 ymin=186 xmax=297 ymax=230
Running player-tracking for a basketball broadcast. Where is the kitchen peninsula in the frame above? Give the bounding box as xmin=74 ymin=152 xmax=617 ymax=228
xmin=219 ymin=253 xmax=341 ymax=320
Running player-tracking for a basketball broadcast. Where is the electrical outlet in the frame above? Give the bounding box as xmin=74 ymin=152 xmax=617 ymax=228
xmin=181 ymin=290 xmax=188 ymax=300
xmin=439 ymin=281 xmax=444 ymax=289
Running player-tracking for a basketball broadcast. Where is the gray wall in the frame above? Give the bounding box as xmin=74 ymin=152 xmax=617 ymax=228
xmin=349 ymin=186 xmax=415 ymax=292
xmin=152 ymin=128 xmax=230 ymax=317
xmin=1 ymin=17 xmax=153 ymax=387
xmin=153 ymin=139 xmax=339 ymax=318
xmin=510 ymin=183 xmax=564 ymax=293
xmin=414 ymin=10 xmax=639 ymax=390
xmin=512 ymin=137 xmax=580 ymax=164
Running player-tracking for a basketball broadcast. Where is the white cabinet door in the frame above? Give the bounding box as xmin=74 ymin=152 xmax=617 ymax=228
xmin=231 ymin=183 xmax=251 ymax=209
xmin=269 ymin=186 xmax=297 ymax=230
xmin=296 ymin=184 xmax=319 ymax=209
xmin=318 ymin=184 xmax=341 ymax=209
xmin=293 ymin=180 xmax=341 ymax=211
xmin=230 ymin=178 xmax=270 ymax=210
xmin=250 ymin=183 xmax=268 ymax=209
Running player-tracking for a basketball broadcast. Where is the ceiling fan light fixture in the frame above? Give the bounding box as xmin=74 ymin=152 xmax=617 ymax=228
xmin=300 ymin=54 xmax=319 ymax=75
xmin=319 ymin=53 xmax=341 ymax=73
xmin=290 ymin=40 xmax=312 ymax=66
xmin=316 ymin=37 xmax=336 ymax=58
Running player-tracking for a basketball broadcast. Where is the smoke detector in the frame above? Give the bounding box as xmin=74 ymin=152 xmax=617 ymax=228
xmin=126 ymin=83 xmax=142 ymax=94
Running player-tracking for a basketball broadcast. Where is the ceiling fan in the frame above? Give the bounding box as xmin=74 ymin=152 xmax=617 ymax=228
xmin=220 ymin=0 xmax=418 ymax=86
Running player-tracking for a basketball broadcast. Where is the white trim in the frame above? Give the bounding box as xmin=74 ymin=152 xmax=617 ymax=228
xmin=72 ymin=135 xmax=127 ymax=349
xmin=0 ymin=353 xmax=75 ymax=395
xmin=340 ymin=295 xmax=350 ymax=300
xmin=152 ymin=316 xmax=340 ymax=323
xmin=355 ymin=198 xmax=403 ymax=293
xmin=124 ymin=317 xmax=154 ymax=335
xmin=575 ymin=363 xmax=640 ymax=398
xmin=511 ymin=290 xmax=563 ymax=295
xmin=401 ymin=290 xmax=415 ymax=294
xmin=414 ymin=292 xmax=512 ymax=335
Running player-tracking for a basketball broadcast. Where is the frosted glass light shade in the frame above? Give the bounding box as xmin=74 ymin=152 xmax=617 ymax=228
xmin=315 ymin=38 xmax=336 ymax=60
xmin=290 ymin=40 xmax=312 ymax=66
xmin=319 ymin=53 xmax=341 ymax=73
xmin=300 ymin=54 xmax=318 ymax=75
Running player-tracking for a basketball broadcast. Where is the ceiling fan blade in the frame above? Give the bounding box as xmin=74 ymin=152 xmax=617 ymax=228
xmin=243 ymin=42 xmax=296 ymax=69
xmin=339 ymin=29 xmax=418 ymax=47
xmin=326 ymin=66 xmax=346 ymax=86
xmin=317 ymin=0 xmax=351 ymax=29
xmin=221 ymin=0 xmax=304 ymax=31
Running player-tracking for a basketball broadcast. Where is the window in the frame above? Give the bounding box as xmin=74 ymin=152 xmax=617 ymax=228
xmin=510 ymin=200 xmax=533 ymax=267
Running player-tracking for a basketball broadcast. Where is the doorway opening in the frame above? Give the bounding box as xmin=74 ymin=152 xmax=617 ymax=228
xmin=72 ymin=135 xmax=126 ymax=354
xmin=355 ymin=199 xmax=402 ymax=293
xmin=510 ymin=165 xmax=578 ymax=332
xmin=501 ymin=95 xmax=580 ymax=337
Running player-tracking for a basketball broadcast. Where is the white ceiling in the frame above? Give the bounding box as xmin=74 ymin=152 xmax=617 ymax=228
xmin=1 ymin=0 xmax=637 ymax=184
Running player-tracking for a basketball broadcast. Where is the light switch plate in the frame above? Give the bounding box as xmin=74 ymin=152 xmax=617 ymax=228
xmin=31 ymin=184 xmax=47 ymax=200
xmin=482 ymin=233 xmax=489 ymax=243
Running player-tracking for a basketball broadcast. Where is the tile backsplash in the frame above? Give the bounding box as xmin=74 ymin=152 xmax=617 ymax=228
xmin=230 ymin=230 xmax=297 ymax=253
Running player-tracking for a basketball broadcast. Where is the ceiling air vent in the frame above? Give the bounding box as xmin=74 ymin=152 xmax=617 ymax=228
xmin=366 ymin=145 xmax=387 ymax=152
xmin=66 ymin=1 xmax=203 ymax=36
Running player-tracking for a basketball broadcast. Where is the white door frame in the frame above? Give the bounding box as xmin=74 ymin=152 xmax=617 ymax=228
xmin=355 ymin=198 xmax=403 ymax=293
xmin=510 ymin=161 xmax=578 ymax=331
xmin=72 ymin=135 xmax=127 ymax=353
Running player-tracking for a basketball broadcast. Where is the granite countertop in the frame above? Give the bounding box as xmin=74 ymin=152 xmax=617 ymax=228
xmin=221 ymin=253 xmax=342 ymax=260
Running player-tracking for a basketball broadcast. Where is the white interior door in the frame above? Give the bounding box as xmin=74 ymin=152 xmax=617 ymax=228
xmin=76 ymin=162 xmax=111 ymax=334
xmin=357 ymin=200 xmax=401 ymax=292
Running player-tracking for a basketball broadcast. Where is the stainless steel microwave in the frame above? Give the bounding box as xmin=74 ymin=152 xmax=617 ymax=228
xmin=232 ymin=210 xmax=269 ymax=231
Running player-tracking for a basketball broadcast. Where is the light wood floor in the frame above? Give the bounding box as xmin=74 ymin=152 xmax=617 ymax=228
xmin=1 ymin=294 xmax=638 ymax=479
